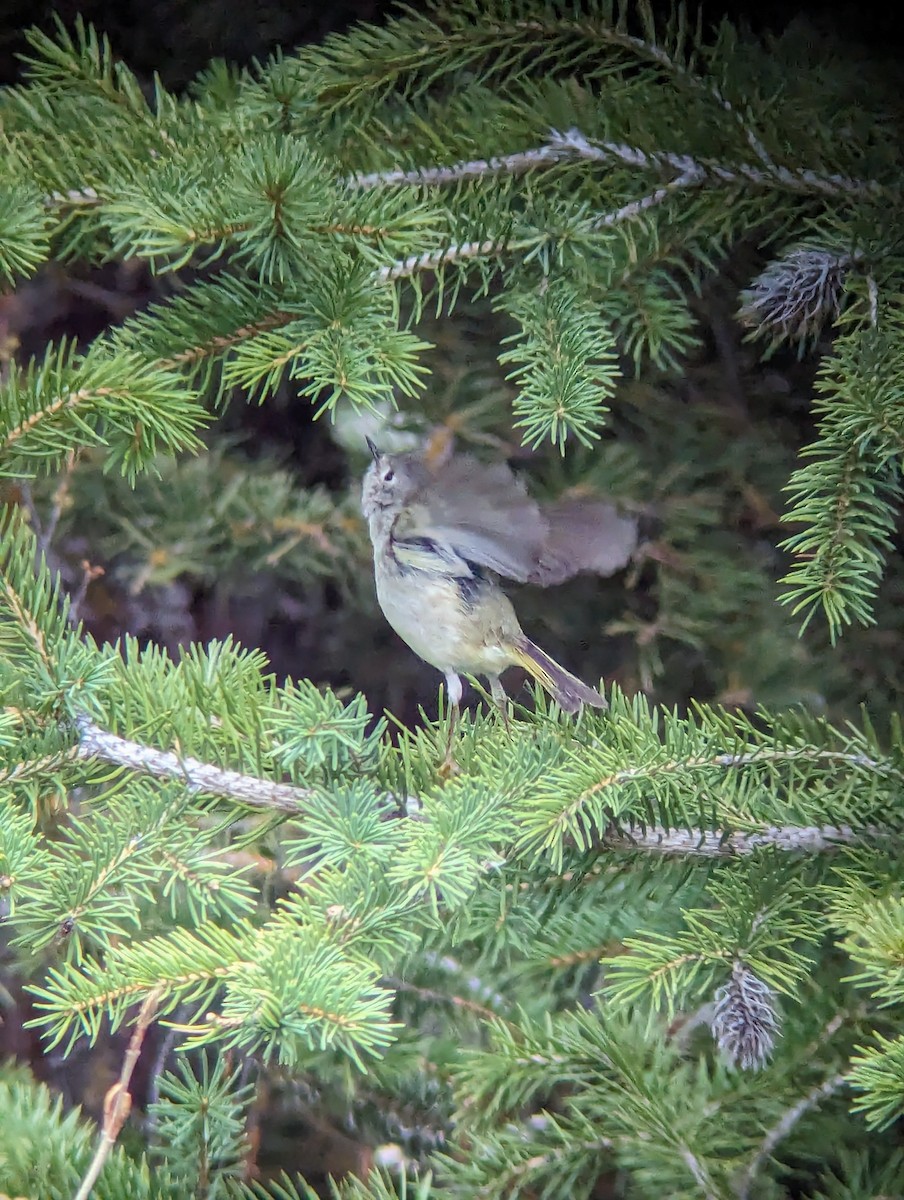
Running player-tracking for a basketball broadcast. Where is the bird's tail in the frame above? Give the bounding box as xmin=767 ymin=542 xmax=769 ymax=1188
xmin=511 ymin=637 xmax=607 ymax=713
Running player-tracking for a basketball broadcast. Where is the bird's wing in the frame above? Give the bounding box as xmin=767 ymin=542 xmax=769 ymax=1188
xmin=390 ymin=533 xmax=480 ymax=577
xmin=529 ymin=498 xmax=640 ymax=585
xmin=396 ymin=454 xmax=549 ymax=582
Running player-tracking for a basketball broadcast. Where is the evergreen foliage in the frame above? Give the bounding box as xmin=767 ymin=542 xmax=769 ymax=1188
xmin=1 ymin=2 xmax=903 ymax=1197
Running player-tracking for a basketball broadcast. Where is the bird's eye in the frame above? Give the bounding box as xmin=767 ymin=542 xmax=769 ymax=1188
xmin=383 ymin=469 xmax=395 ymax=483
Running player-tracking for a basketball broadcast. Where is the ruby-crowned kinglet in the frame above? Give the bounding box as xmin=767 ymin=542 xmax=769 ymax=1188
xmin=361 ymin=438 xmax=637 ymax=734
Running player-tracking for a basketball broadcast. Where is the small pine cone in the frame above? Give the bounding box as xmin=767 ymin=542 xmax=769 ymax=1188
xmin=739 ymin=247 xmax=850 ymax=345
xmin=711 ymin=960 xmax=780 ymax=1070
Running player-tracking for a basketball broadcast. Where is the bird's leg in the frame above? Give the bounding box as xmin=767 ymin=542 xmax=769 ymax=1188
xmin=489 ymin=675 xmax=511 ymax=733
xmin=440 ymin=671 xmax=463 ymax=776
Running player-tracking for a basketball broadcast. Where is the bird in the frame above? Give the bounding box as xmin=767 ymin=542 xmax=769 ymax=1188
xmin=361 ymin=437 xmax=637 ymax=761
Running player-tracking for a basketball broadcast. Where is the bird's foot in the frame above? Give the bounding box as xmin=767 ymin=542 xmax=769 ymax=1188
xmin=438 ymin=752 xmax=462 ymax=779
xmin=489 ymin=677 xmax=512 ymax=733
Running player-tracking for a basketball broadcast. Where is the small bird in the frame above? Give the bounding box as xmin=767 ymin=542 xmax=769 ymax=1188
xmin=361 ymin=438 xmax=636 ymax=757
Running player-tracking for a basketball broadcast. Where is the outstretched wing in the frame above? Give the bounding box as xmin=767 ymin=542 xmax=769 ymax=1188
xmin=395 ymin=454 xmax=549 ymax=582
xmin=529 ymin=498 xmax=640 ymax=585
xmin=392 ymin=450 xmax=640 ymax=585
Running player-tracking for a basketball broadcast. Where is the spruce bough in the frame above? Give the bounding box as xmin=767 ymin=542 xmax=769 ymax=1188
xmin=1 ymin=4 xmax=903 ymax=1198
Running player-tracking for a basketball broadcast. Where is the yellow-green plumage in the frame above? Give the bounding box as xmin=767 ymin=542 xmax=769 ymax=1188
xmin=361 ymin=440 xmax=610 ymax=719
xmin=511 ymin=637 xmax=605 ymax=713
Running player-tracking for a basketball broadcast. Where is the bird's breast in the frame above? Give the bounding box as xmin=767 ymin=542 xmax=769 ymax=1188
xmin=374 ymin=557 xmax=520 ymax=675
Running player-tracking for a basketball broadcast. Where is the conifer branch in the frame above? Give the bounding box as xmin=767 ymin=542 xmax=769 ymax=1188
xmin=681 ymin=1146 xmax=719 ymax=1200
xmin=356 ymin=122 xmax=886 ymax=284
xmin=72 ymin=985 xmax=162 ymax=1200
xmin=0 ymin=574 xmax=54 ymax=665
xmin=551 ymin=128 xmax=884 ymax=197
xmin=545 ymin=11 xmax=777 ymax=170
xmin=374 ymin=159 xmax=703 ymax=283
xmin=0 ymin=746 xmax=82 ymax=786
xmin=73 ymin=718 xmax=878 ymax=854
xmin=351 ymin=127 xmax=883 ymax=199
xmin=602 ymin=824 xmax=863 ymax=855
xmin=349 ymin=144 xmax=567 ymax=189
xmin=388 ymin=977 xmax=505 ymax=1023
xmin=375 ymin=236 xmax=515 ymax=283
xmin=307 ymin=0 xmax=840 ymax=203
xmin=590 ymin=167 xmax=704 ymax=228
xmin=75 ymin=718 xmax=314 ymax=814
xmin=2 ymin=5 xmax=902 ymax=1189
xmin=155 ymin=310 xmax=296 ymax=368
xmin=45 ymin=185 xmax=102 ymax=209
xmin=490 ymin=1135 xmax=618 ymax=1197
xmin=498 ymin=8 xmax=777 ymax=173
xmin=737 ymin=1072 xmax=847 ymax=1199
xmin=34 ymin=450 xmax=80 ymax=556
xmin=1 ymin=387 xmax=102 ymax=452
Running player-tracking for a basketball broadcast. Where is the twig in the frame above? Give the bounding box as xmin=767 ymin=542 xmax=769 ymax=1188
xmin=2 ymin=386 xmax=115 ymax=453
xmin=76 ymin=717 xmax=315 ymax=814
xmin=736 ymin=1072 xmax=846 ymax=1199
xmin=40 ymin=450 xmax=80 ymax=555
xmin=46 ymin=186 xmax=101 ymax=209
xmin=16 ymin=482 xmax=44 ymax=544
xmin=15 ymin=453 xmax=91 ymax=630
xmin=387 ymin=977 xmax=504 ymax=1023
xmin=69 ymin=559 xmax=105 ymax=627
xmin=486 ymin=1136 xmax=616 ymax=1197
xmin=548 ymin=128 xmax=882 ymax=198
xmin=363 ymin=125 xmax=883 ymax=283
xmin=681 ymin=1144 xmax=719 ymax=1200
xmin=867 ymin=274 xmax=879 ymax=327
xmin=554 ymin=14 xmax=778 ymax=171
xmin=590 ymin=166 xmax=703 ymax=228
xmin=350 ymin=143 xmax=566 ymax=189
xmin=351 ymin=127 xmax=883 ymax=200
xmin=602 ymin=823 xmax=865 ymax=856
xmin=74 ymin=718 xmax=877 ymax=853
xmin=374 ymin=236 xmax=516 ymax=284
xmin=374 ymin=163 xmax=705 ymax=282
xmin=72 ymin=986 xmax=162 ymax=1200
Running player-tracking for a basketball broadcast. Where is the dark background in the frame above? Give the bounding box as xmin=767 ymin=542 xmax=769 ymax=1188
xmin=0 ymin=0 xmax=901 ymax=89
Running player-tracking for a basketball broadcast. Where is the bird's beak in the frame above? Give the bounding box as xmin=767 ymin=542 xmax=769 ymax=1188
xmin=365 ymin=436 xmax=381 ymax=461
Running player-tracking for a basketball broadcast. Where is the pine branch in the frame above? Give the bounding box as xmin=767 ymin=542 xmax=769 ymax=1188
xmin=71 ymin=716 xmax=887 ymax=855
xmin=76 ymin=718 xmax=315 ymax=815
xmin=0 ymin=340 xmax=208 ymax=481
xmin=780 ymin=307 xmax=904 ymax=638
xmin=606 ymin=823 xmax=863 ymax=855
xmin=351 ymin=126 xmax=884 ymax=199
xmin=2 ymin=8 xmax=904 ymax=1188
xmin=0 ymin=1070 xmax=157 ymax=1198
xmin=498 ymin=277 xmax=619 ymax=449
xmin=148 ymin=1056 xmax=253 ymax=1195
xmin=375 ymin=236 xmax=513 ymax=284
xmin=72 ymin=986 xmax=162 ymax=1200
xmin=737 ymin=1071 xmax=847 ymax=1199
xmin=56 ymin=449 xmax=370 ymax=595
xmin=547 ymin=127 xmax=884 ymax=197
xmin=355 ymin=123 xmax=886 ymax=306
